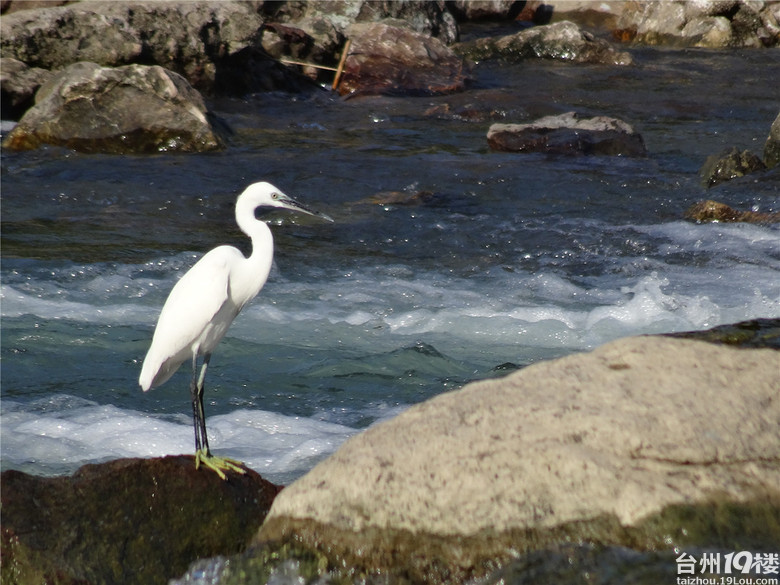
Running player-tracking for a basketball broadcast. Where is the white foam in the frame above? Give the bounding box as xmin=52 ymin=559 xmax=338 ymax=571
xmin=0 ymin=396 xmax=356 ymax=483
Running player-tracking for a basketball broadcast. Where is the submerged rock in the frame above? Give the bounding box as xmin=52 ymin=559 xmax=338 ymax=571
xmin=1 ymin=455 xmax=281 ymax=585
xmin=248 ymin=335 xmax=780 ymax=584
xmin=699 ymin=146 xmax=767 ymax=187
xmin=2 ymin=61 xmax=228 ymax=154
xmin=337 ymin=21 xmax=469 ymax=97
xmin=487 ymin=111 xmax=647 ymax=156
xmin=454 ymin=20 xmax=632 ymax=65
xmin=684 ymin=199 xmax=780 ymax=224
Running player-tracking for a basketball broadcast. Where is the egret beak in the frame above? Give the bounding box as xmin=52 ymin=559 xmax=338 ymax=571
xmin=277 ymin=193 xmax=334 ymax=222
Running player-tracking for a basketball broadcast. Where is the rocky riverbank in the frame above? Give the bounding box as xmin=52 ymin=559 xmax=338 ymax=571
xmin=2 ymin=3 xmax=779 ymax=584
xmin=2 ymin=1 xmax=779 ymax=156
xmin=3 ymin=321 xmax=779 ymax=585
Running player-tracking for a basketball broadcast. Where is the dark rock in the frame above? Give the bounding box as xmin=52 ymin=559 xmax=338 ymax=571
xmin=487 ymin=111 xmax=647 ymax=156
xmin=664 ymin=317 xmax=780 ymax=349
xmin=0 ymin=57 xmax=52 ymax=120
xmin=765 ymin=112 xmax=780 ymax=169
xmin=684 ymin=199 xmax=780 ymax=224
xmin=337 ymin=21 xmax=469 ymax=97
xmin=1 ymin=455 xmax=282 ymax=585
xmin=699 ymin=146 xmax=767 ymax=187
xmin=258 ymin=0 xmax=458 ymax=87
xmin=3 ymin=61 xmax=228 ymax=154
xmin=454 ymin=20 xmax=632 ymax=65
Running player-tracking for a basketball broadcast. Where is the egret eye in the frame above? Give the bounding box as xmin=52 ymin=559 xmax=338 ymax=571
xmin=271 ymin=192 xmax=280 ymax=200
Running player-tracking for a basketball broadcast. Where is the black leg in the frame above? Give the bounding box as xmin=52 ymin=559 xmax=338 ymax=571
xmin=188 ymin=353 xmax=245 ymax=480
xmin=196 ymin=353 xmax=212 ymax=456
xmin=190 ymin=354 xmax=203 ymax=454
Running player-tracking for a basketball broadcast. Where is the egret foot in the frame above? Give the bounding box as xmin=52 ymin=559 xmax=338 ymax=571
xmin=194 ymin=449 xmax=247 ymax=480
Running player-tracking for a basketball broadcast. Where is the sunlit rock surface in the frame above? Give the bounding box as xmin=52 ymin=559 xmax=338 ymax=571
xmin=253 ymin=335 xmax=780 ymax=583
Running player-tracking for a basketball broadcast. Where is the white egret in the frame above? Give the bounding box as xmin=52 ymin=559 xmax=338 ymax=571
xmin=139 ymin=181 xmax=333 ymax=479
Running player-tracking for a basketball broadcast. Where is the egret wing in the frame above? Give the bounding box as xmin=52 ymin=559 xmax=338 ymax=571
xmin=140 ymin=247 xmax=241 ymax=389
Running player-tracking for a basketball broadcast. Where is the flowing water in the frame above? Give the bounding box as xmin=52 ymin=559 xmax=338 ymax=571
xmin=2 ymin=46 xmax=779 ymax=487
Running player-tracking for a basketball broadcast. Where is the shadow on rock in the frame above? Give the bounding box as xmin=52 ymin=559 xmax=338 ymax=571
xmin=1 ymin=455 xmax=282 ymax=585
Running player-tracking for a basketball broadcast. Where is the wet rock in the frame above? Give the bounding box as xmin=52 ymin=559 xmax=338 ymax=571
xmin=684 ymin=199 xmax=780 ymax=224
xmin=699 ymin=146 xmax=767 ymax=187
xmin=1 ymin=455 xmax=281 ymax=585
xmin=337 ymin=21 xmax=469 ymax=97
xmin=0 ymin=1 xmax=309 ymax=96
xmin=250 ymin=335 xmax=780 ymax=584
xmin=665 ymin=317 xmax=780 ymax=349
xmin=454 ymin=20 xmax=632 ymax=65
xmin=0 ymin=57 xmax=52 ymax=120
xmin=764 ymin=112 xmax=780 ymax=169
xmin=355 ymin=189 xmax=439 ymax=206
xmin=2 ymin=61 xmax=228 ymax=154
xmin=487 ymin=111 xmax=647 ymax=156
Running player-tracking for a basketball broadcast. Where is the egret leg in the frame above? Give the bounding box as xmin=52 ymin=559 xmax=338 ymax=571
xmin=189 ymin=354 xmax=246 ymax=480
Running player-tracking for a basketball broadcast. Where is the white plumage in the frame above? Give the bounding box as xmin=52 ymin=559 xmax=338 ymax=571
xmin=139 ymin=181 xmax=332 ymax=478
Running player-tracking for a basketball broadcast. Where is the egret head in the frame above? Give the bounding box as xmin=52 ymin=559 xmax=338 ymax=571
xmin=238 ymin=182 xmax=333 ymax=223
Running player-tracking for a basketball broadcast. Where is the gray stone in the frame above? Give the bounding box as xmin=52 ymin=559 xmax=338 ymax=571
xmin=3 ymin=61 xmax=227 ymax=154
xmin=487 ymin=111 xmax=647 ymax=156
xmin=255 ymin=335 xmax=780 ymax=583
xmin=625 ymin=0 xmax=778 ymax=47
xmin=635 ymin=1 xmax=687 ymax=43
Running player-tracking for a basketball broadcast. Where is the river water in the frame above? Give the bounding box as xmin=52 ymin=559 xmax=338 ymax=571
xmin=2 ymin=46 xmax=779 ymax=486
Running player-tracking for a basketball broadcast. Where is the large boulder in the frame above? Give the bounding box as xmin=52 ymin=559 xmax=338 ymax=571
xmin=2 ymin=61 xmax=228 ymax=154
xmin=249 ymin=335 xmax=779 ymax=584
xmin=337 ymin=21 xmax=469 ymax=97
xmin=487 ymin=111 xmax=647 ymax=156
xmin=1 ymin=456 xmax=281 ymax=585
xmin=454 ymin=20 xmax=633 ymax=65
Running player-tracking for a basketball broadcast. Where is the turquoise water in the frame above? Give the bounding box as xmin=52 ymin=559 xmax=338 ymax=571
xmin=2 ymin=48 xmax=779 ymax=484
